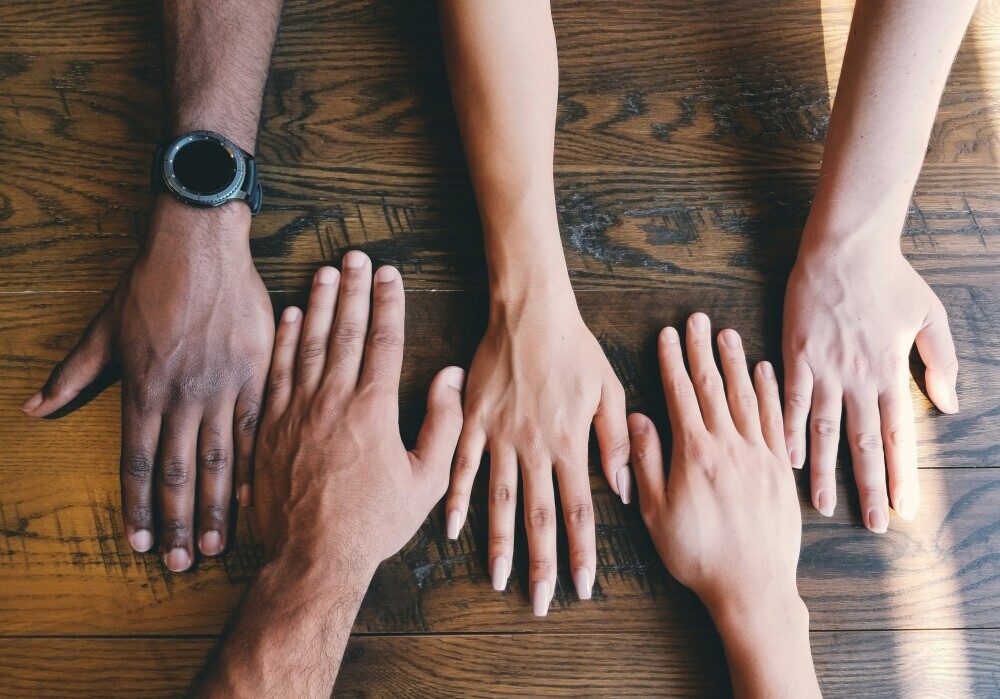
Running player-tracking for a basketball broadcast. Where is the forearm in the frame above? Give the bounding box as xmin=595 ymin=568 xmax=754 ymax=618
xmin=805 ymin=0 xmax=977 ymax=254
xmin=439 ymin=0 xmax=572 ymax=304
xmin=709 ymin=592 xmax=820 ymax=699
xmin=164 ymin=0 xmax=283 ymax=154
xmin=193 ymin=553 xmax=373 ymax=698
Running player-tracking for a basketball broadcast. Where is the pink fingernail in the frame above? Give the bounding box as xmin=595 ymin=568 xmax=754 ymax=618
xmin=616 ymin=467 xmax=632 ymax=505
xmin=759 ymin=361 xmax=774 ymax=379
xmin=282 ymin=307 xmax=300 ymax=323
xmin=446 ymin=509 xmax=462 ymax=540
xmin=789 ymin=448 xmax=803 ymax=469
xmin=21 ymin=391 xmax=43 ymax=412
xmin=721 ymin=329 xmax=740 ymax=348
xmin=164 ymin=548 xmax=191 ymax=572
xmin=491 ymin=556 xmax=509 ymax=591
xmin=343 ymin=250 xmax=366 ymax=269
xmin=316 ymin=266 xmax=337 ymax=285
xmin=816 ymin=490 xmax=834 ymax=517
xmin=375 ymin=265 xmax=399 ymax=283
xmin=867 ymin=508 xmax=888 ymax=534
xmin=130 ymin=530 xmax=153 ymax=553
xmin=237 ymin=484 xmax=252 ymax=506
xmin=446 ymin=367 xmax=465 ymax=391
xmin=661 ymin=326 xmax=679 ymax=344
xmin=200 ymin=530 xmax=223 ymax=556
xmin=690 ymin=313 xmax=709 ymax=332
xmin=573 ymin=568 xmax=593 ymax=600
xmin=532 ymin=581 xmax=551 ymax=617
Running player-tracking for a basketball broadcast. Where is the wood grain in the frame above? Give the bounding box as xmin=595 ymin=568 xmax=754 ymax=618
xmin=3 ymin=631 xmax=999 ymax=698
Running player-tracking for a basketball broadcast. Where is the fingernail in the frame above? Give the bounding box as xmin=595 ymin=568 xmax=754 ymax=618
xmin=895 ymin=496 xmax=916 ymax=521
xmin=690 ymin=312 xmax=709 ymax=331
xmin=282 ymin=306 xmax=300 ymax=323
xmin=130 ymin=530 xmax=153 ymax=553
xmin=616 ymin=467 xmax=632 ymax=505
xmin=21 ymin=391 xmax=43 ymax=412
xmin=446 ymin=509 xmax=462 ymax=540
xmin=316 ymin=266 xmax=337 ymax=284
xmin=237 ymin=484 xmax=252 ymax=507
xmin=446 ymin=367 xmax=465 ymax=391
xmin=199 ymin=530 xmax=223 ymax=556
xmin=532 ymin=580 xmax=551 ymax=617
xmin=947 ymin=389 xmax=960 ymax=414
xmin=661 ymin=326 xmax=679 ymax=344
xmin=789 ymin=447 xmax=803 ymax=469
xmin=816 ymin=490 xmax=834 ymax=517
xmin=164 ymin=547 xmax=191 ymax=572
xmin=375 ymin=265 xmax=399 ymax=283
xmin=343 ymin=250 xmax=366 ymax=269
xmin=491 ymin=555 xmax=509 ymax=591
xmin=759 ymin=361 xmax=774 ymax=379
xmin=721 ymin=329 xmax=740 ymax=348
xmin=573 ymin=567 xmax=593 ymax=600
xmin=867 ymin=508 xmax=888 ymax=534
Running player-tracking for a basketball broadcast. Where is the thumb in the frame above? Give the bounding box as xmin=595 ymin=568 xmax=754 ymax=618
xmin=915 ymin=297 xmax=959 ymax=414
xmin=22 ymin=304 xmax=113 ymax=417
xmin=409 ymin=367 xmax=466 ymax=499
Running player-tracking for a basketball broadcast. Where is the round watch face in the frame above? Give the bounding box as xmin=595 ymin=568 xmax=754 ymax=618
xmin=162 ymin=131 xmax=246 ymax=207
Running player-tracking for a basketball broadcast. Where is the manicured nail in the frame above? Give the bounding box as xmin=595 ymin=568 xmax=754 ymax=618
xmin=759 ymin=361 xmax=774 ymax=379
xmin=789 ymin=447 xmax=803 ymax=469
xmin=446 ymin=509 xmax=462 ymax=540
xmin=316 ymin=266 xmax=337 ymax=285
xmin=816 ymin=490 xmax=834 ymax=517
xmin=573 ymin=567 xmax=593 ymax=600
xmin=130 ymin=530 xmax=153 ymax=553
xmin=164 ymin=547 xmax=191 ymax=572
xmin=532 ymin=580 xmax=551 ymax=617
xmin=895 ymin=496 xmax=916 ymax=521
xmin=237 ymin=484 xmax=252 ymax=507
xmin=721 ymin=329 xmax=740 ymax=348
xmin=616 ymin=467 xmax=632 ymax=505
xmin=21 ymin=391 xmax=43 ymax=412
xmin=375 ymin=265 xmax=399 ymax=283
xmin=199 ymin=530 xmax=223 ymax=556
xmin=343 ymin=250 xmax=366 ymax=269
xmin=282 ymin=306 xmax=300 ymax=323
xmin=491 ymin=555 xmax=509 ymax=591
xmin=690 ymin=312 xmax=709 ymax=332
xmin=446 ymin=367 xmax=465 ymax=391
xmin=867 ymin=508 xmax=888 ymax=534
xmin=661 ymin=326 xmax=679 ymax=344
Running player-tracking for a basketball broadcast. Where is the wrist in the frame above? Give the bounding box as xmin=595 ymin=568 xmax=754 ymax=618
xmin=260 ymin=544 xmax=375 ymax=613
xmin=143 ymin=194 xmax=253 ymax=254
xmin=706 ymin=584 xmax=809 ymax=647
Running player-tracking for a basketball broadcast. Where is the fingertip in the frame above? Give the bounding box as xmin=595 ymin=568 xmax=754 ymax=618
xmin=237 ymin=484 xmax=252 ymax=507
xmin=659 ymin=326 xmax=679 ymax=345
xmin=444 ymin=366 xmax=465 ymax=392
xmin=21 ymin=391 xmax=43 ymax=414
xmin=315 ymin=266 xmax=339 ymax=285
xmin=375 ymin=265 xmax=400 ymax=284
xmin=756 ymin=361 xmax=775 ymax=381
xmin=129 ymin=529 xmax=153 ymax=553
xmin=281 ymin=306 xmax=301 ymax=324
xmin=688 ymin=312 xmax=710 ymax=332
xmin=719 ymin=328 xmax=741 ymax=349
xmin=342 ymin=249 xmax=369 ymax=270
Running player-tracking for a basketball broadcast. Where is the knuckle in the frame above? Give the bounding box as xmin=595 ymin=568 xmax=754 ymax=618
xmin=731 ymin=389 xmax=757 ymax=409
xmin=123 ymin=454 xmax=154 ymax=481
xmin=199 ymin=448 xmax=230 ymax=474
xmin=529 ymin=559 xmax=555 ymax=577
xmin=269 ymin=369 xmax=293 ymax=393
xmin=527 ymin=505 xmax=555 ymax=531
xmin=605 ymin=437 xmax=631 ymax=463
xmin=489 ymin=532 xmax=512 ymax=549
xmin=332 ymin=323 xmax=365 ymax=345
xmin=667 ymin=380 xmax=696 ymax=400
xmin=237 ymin=402 xmax=261 ymax=436
xmin=161 ymin=458 xmax=192 ymax=488
xmin=126 ymin=503 xmax=151 ymax=524
xmin=564 ymin=501 xmax=593 ymax=528
xmin=786 ymin=391 xmax=811 ymax=411
xmin=811 ymin=418 xmax=840 ymax=438
xmin=298 ymin=338 xmax=328 ymax=362
xmin=453 ymin=455 xmax=480 ymax=478
xmin=367 ymin=328 xmax=402 ymax=352
xmin=491 ymin=484 xmax=514 ymax=506
xmin=164 ymin=518 xmax=190 ymax=538
xmin=885 ymin=426 xmax=909 ymax=448
xmin=128 ymin=384 xmax=159 ymax=413
xmin=682 ymin=439 xmax=710 ymax=467
xmin=695 ymin=373 xmax=723 ymax=393
xmin=854 ymin=432 xmax=884 ymax=456
xmin=202 ymin=503 xmax=227 ymax=523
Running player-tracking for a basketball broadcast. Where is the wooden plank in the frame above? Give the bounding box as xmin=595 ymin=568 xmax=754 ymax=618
xmin=2 ymin=631 xmax=999 ymax=698
xmin=1 ymin=1 xmax=998 ymax=293
xmin=1 ymin=291 xmax=998 ymax=635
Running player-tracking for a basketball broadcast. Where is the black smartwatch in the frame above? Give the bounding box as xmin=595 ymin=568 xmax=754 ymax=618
xmin=151 ymin=130 xmax=262 ymax=215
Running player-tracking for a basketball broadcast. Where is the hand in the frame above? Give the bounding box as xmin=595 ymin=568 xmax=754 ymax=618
xmin=22 ymin=196 xmax=274 ymax=570
xmin=782 ymin=245 xmax=959 ymax=530
xmin=253 ymin=253 xmax=465 ymax=573
xmin=629 ymin=312 xmax=818 ymax=699
xmin=444 ymin=285 xmax=630 ymax=615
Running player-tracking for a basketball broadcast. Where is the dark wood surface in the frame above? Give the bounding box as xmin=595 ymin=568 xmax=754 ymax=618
xmin=1 ymin=0 xmax=999 ymax=696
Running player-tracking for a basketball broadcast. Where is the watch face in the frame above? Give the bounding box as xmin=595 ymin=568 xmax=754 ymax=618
xmin=162 ymin=131 xmax=246 ymax=206
xmin=173 ymin=139 xmax=237 ymax=195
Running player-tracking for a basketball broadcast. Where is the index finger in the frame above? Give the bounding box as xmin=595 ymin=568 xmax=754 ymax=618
xmin=658 ymin=326 xmax=703 ymax=436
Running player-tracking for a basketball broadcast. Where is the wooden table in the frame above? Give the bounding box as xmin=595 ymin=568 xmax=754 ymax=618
xmin=2 ymin=0 xmax=999 ymax=696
